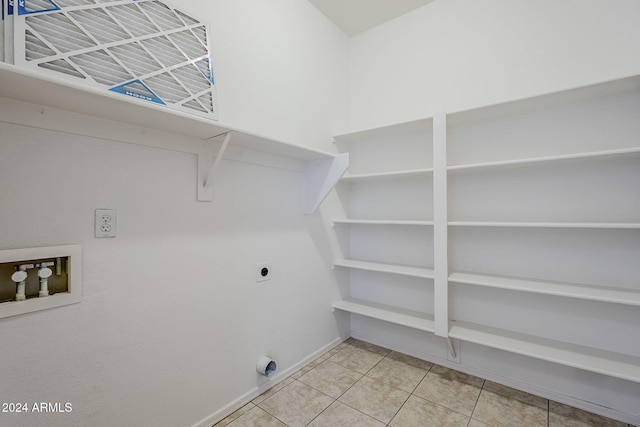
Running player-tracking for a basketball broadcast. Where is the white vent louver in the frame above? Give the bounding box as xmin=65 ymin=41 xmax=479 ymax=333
xmin=9 ymin=0 xmax=217 ymax=119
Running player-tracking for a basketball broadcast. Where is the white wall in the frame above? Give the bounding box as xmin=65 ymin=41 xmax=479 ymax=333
xmin=0 ymin=1 xmax=349 ymax=426
xmin=176 ymin=0 xmax=349 ymax=151
xmin=348 ymin=0 xmax=640 ymax=130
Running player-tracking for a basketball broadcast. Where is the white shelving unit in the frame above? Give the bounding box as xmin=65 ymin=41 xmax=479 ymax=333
xmin=332 ymin=112 xmax=436 ymax=340
xmin=331 ymin=73 xmax=640 ymax=384
xmin=0 ymin=62 xmax=347 ymax=213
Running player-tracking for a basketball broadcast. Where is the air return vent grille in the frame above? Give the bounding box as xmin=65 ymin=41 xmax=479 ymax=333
xmin=12 ymin=0 xmax=217 ymax=119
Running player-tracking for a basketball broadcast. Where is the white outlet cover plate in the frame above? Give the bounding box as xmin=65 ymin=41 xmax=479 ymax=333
xmin=95 ymin=209 xmax=117 ymax=238
xmin=256 ymin=262 xmax=272 ymax=282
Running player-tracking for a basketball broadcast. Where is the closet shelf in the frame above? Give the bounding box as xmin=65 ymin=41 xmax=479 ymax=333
xmin=333 ymin=118 xmax=433 ymax=145
xmin=334 ymin=259 xmax=434 ymax=279
xmin=447 ymin=147 xmax=640 ymax=172
xmin=0 ymin=62 xmax=348 ymax=213
xmin=333 ymin=298 xmax=435 ymax=333
xmin=0 ymin=62 xmax=335 ymax=161
xmin=449 ymin=272 xmax=640 ymax=306
xmin=341 ymin=168 xmax=433 ymax=181
xmin=449 ymin=321 xmax=640 ymax=383
xmin=333 ymin=219 xmax=434 ymax=226
xmin=448 ymin=221 xmax=640 ymax=229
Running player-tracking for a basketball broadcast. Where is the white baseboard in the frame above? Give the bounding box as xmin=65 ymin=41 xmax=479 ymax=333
xmin=191 ymin=334 xmax=350 ymax=427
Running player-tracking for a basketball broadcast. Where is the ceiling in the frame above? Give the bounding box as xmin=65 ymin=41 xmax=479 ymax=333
xmin=308 ymin=0 xmax=436 ymax=36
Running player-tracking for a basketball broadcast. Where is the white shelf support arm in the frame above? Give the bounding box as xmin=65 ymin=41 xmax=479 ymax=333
xmin=447 ymin=338 xmax=457 ymax=359
xmin=197 ymin=131 xmax=233 ymax=202
xmin=304 ymin=152 xmax=349 ymax=214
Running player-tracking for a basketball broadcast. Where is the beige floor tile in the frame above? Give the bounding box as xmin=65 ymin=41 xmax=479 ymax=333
xmin=328 ymin=340 xmax=389 ymax=374
xmin=223 ymin=406 xmax=286 ymax=427
xmin=549 ymin=401 xmax=628 ymax=427
xmin=348 ymin=339 xmax=392 ymax=356
xmin=251 ymin=378 xmax=294 ymax=405
xmin=386 ymin=350 xmax=434 ymax=370
xmin=483 ymin=381 xmax=548 ymax=409
xmin=390 ymin=395 xmax=469 ymax=427
xmin=468 ymin=419 xmax=492 ymax=427
xmin=339 ymin=376 xmax=410 ymax=424
xmin=214 ymin=403 xmax=255 ymax=426
xmin=258 ymin=380 xmax=334 ymax=427
xmin=366 ymin=352 xmax=430 ymax=392
xmin=290 ymin=357 xmax=325 ymax=379
xmin=472 ymin=389 xmax=547 ymax=427
xmin=308 ymin=401 xmax=385 ymax=427
xmin=299 ymin=360 xmax=363 ymax=398
xmin=320 ymin=341 xmax=349 ymax=360
xmin=413 ymin=365 xmax=484 ymax=416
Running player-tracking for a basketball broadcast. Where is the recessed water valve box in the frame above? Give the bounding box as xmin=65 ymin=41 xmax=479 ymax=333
xmin=0 ymin=245 xmax=82 ymax=319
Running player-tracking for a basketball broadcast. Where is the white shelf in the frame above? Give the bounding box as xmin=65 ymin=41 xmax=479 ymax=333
xmin=341 ymin=168 xmax=433 ymax=181
xmin=0 ymin=62 xmax=347 ymax=213
xmin=447 ymin=147 xmax=640 ymax=172
xmin=449 ymin=321 xmax=640 ymax=383
xmin=0 ymin=62 xmax=335 ymax=162
xmin=333 ymin=298 xmax=435 ymax=333
xmin=333 ymin=219 xmax=433 ymax=226
xmin=446 ymin=73 xmax=640 ymax=126
xmin=448 ymin=221 xmax=640 ymax=229
xmin=333 ymin=259 xmax=434 ymax=279
xmin=333 ymin=118 xmax=433 ymax=144
xmin=449 ymin=272 xmax=640 ymax=307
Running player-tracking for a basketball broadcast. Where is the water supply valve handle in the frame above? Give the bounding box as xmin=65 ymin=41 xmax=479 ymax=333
xmin=12 ymin=264 xmax=33 ymax=302
xmin=11 ymin=270 xmax=28 ymax=283
xmin=36 ymin=262 xmax=54 ymax=297
xmin=38 ymin=267 xmax=53 ymax=279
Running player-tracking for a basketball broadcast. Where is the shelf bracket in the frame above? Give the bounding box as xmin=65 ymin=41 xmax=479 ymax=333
xmin=446 ymin=337 xmax=461 ymax=363
xmin=197 ymin=131 xmax=233 ymax=202
xmin=304 ymin=152 xmax=349 ymax=214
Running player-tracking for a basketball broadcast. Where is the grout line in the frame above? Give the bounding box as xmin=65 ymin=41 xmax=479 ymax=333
xmin=230 ymin=338 xmax=630 ymax=427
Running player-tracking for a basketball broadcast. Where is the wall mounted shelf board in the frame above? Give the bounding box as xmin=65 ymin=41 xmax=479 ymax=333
xmin=449 ymin=272 xmax=640 ymax=306
xmin=447 ymin=147 xmax=640 ymax=172
xmin=0 ymin=63 xmax=335 ymax=159
xmin=334 ymin=259 xmax=434 ymax=279
xmin=448 ymin=221 xmax=640 ymax=229
xmin=341 ymin=168 xmax=433 ymax=181
xmin=449 ymin=321 xmax=640 ymax=383
xmin=446 ymin=74 xmax=640 ymax=126
xmin=333 ymin=298 xmax=435 ymax=333
xmin=0 ymin=63 xmax=347 ymax=213
xmin=333 ymin=219 xmax=434 ymax=226
xmin=333 ymin=118 xmax=433 ymax=145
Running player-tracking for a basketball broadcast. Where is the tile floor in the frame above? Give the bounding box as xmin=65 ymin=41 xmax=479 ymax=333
xmin=214 ymin=338 xmax=634 ymax=427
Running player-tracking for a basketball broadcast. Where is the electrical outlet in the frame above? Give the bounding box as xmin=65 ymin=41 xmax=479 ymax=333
xmin=95 ymin=209 xmax=117 ymax=238
xmin=256 ymin=262 xmax=272 ymax=282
